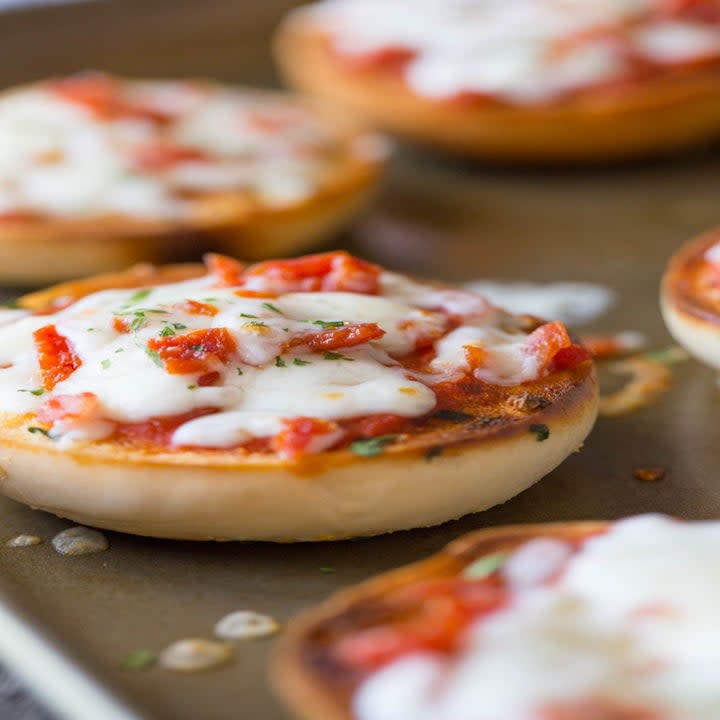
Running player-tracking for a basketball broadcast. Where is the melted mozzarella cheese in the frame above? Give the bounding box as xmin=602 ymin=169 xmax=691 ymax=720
xmin=305 ymin=0 xmax=720 ymax=102
xmin=2 ymin=269 xmax=574 ymax=448
xmin=0 ymin=272 xmax=486 ymax=447
xmin=355 ymin=515 xmax=720 ymax=720
xmin=431 ymin=325 xmax=540 ymax=386
xmin=0 ymin=80 xmax=363 ymax=218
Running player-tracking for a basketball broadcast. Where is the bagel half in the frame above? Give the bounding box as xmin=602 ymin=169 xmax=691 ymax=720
xmin=661 ymin=227 xmax=720 ymax=370
xmin=0 ymin=252 xmax=597 ymax=541
xmin=0 ymin=74 xmax=385 ymax=285
xmin=273 ymin=516 xmax=720 ymax=720
xmin=275 ymin=9 xmax=720 ymax=163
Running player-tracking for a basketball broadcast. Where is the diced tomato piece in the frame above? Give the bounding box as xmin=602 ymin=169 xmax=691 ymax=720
xmin=33 ymin=324 xmax=82 ymax=390
xmin=115 ymin=408 xmax=217 ymax=447
xmin=133 ymin=144 xmax=209 ymax=171
xmin=245 ymin=112 xmax=294 ymax=133
xmin=334 ymin=627 xmax=433 ymax=671
xmin=37 ymin=391 xmax=100 ymax=425
xmin=197 ymin=370 xmax=220 ymax=386
xmin=551 ymin=344 xmax=593 ymax=371
xmin=51 ymin=73 xmax=117 ymax=110
xmin=339 ymin=46 xmax=416 ymax=71
xmin=51 ymin=74 xmax=172 ymax=124
xmin=147 ymin=328 xmax=236 ymax=375
xmin=204 ymin=253 xmax=246 ymax=288
xmin=289 ymin=323 xmax=385 ymax=352
xmin=340 ymin=413 xmax=406 ymax=441
xmin=523 ymin=321 xmax=574 ymax=371
xmin=31 ymin=297 xmax=76 ymax=317
xmin=336 ymin=578 xmax=507 ymax=671
xmin=113 ymin=317 xmax=130 ymax=333
xmin=244 ymin=251 xmax=381 ymax=295
xmin=233 ymin=289 xmax=278 ymax=299
xmin=173 ymin=299 xmax=219 ymax=317
xmin=656 ymin=0 xmax=720 ymax=22
xmin=540 ymin=699 xmax=660 ymax=720
xmin=272 ymin=417 xmax=339 ymax=460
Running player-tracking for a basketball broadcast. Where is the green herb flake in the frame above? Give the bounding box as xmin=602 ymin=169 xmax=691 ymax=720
xmin=27 ymin=426 xmax=52 ymax=438
xmin=434 ymin=409 xmax=473 ymax=423
xmin=293 ymin=358 xmax=312 ymax=366
xmin=126 ymin=289 xmax=152 ymax=305
xmin=240 ymin=313 xmax=259 ymax=319
xmin=172 ymin=323 xmax=187 ymax=331
xmin=202 ymin=297 xmax=219 ymax=303
xmin=159 ymin=326 xmax=176 ymax=337
xmin=425 ymin=445 xmax=444 ymax=462
xmin=262 ymin=302 xmax=282 ymax=314
xmin=275 ymin=356 xmax=287 ymax=368
xmin=86 ymin=327 xmax=96 ymax=332
xmin=320 ymin=567 xmax=336 ymax=574
xmin=130 ymin=316 xmax=148 ymax=333
xmin=313 ymin=320 xmax=345 ymax=328
xmin=18 ymin=388 xmax=44 ymax=396
xmin=100 ymin=359 xmax=111 ymax=370
xmin=350 ymin=434 xmax=399 ymax=458
xmin=462 ymin=552 xmax=509 ymax=580
xmin=120 ymin=649 xmax=156 ymax=671
xmin=145 ymin=347 xmax=163 ymax=367
xmin=529 ymin=423 xmax=550 ymax=442
xmin=236 ymin=367 xmax=244 ymax=376
xmin=187 ymin=384 xmax=197 ymax=390
xmin=114 ymin=348 xmax=124 ymax=354
xmin=323 ymin=351 xmax=354 ymax=362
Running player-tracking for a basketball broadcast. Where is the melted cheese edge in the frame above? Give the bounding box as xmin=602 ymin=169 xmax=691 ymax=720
xmin=0 ymin=271 xmax=551 ymax=449
xmin=0 ymin=81 xmax=368 ymax=218
xmin=355 ymin=515 xmax=720 ymax=720
xmin=305 ymin=0 xmax=720 ymax=102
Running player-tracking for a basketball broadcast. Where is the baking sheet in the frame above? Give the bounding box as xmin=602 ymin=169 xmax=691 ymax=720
xmin=2 ymin=1 xmax=720 ymax=718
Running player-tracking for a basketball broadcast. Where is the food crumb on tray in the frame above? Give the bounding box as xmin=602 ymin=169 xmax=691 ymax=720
xmin=214 ymin=610 xmax=280 ymax=640
xmin=5 ymin=534 xmax=43 ymax=547
xmin=52 ymin=526 xmax=109 ymax=556
xmin=159 ymin=639 xmax=232 ymax=672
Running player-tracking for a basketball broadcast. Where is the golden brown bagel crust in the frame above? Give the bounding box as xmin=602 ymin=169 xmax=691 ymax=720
xmin=0 ymin=265 xmax=597 ymax=541
xmin=661 ymin=227 xmax=720 ymax=370
xmin=274 ymin=16 xmax=720 ymax=163
xmin=272 ymin=521 xmax=609 ymax=720
xmin=0 ymin=82 xmax=383 ymax=285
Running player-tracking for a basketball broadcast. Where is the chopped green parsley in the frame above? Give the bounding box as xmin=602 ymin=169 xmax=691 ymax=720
xmin=425 ymin=445 xmax=444 ymax=462
xmin=120 ymin=649 xmax=156 ymax=671
xmin=323 ymin=351 xmax=354 ymax=361
xmin=145 ymin=347 xmax=163 ymax=367
xmin=529 ymin=423 xmax=550 ymax=442
xmin=350 ymin=434 xmax=398 ymax=457
xmin=462 ymin=552 xmax=509 ymax=580
xmin=313 ymin=320 xmax=345 ymax=328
